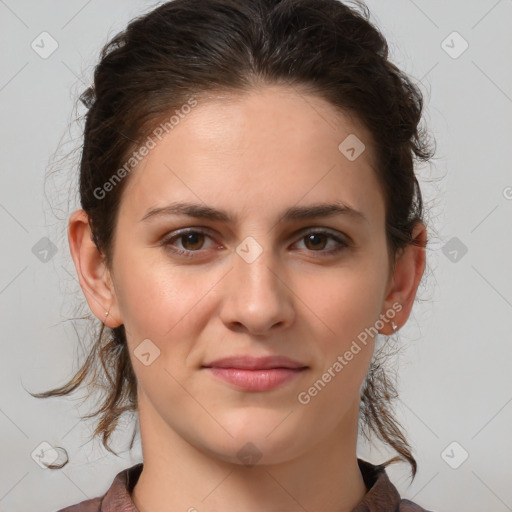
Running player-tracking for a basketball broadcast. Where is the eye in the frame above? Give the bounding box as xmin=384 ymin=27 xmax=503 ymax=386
xmin=161 ymin=229 xmax=215 ymax=258
xmin=160 ymin=228 xmax=350 ymax=258
xmin=293 ymin=230 xmax=350 ymax=255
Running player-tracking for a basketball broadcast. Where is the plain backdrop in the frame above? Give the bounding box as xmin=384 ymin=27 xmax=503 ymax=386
xmin=0 ymin=1 xmax=511 ymax=511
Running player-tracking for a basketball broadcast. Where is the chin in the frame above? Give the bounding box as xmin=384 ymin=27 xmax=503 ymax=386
xmin=201 ymin=419 xmax=307 ymax=467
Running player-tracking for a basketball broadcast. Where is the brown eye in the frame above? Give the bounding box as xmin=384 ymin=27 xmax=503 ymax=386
xmin=161 ymin=228 xmax=349 ymax=259
xmin=303 ymin=233 xmax=329 ymax=251
xmin=161 ymin=229 xmax=216 ymax=258
xmin=179 ymin=232 xmax=206 ymax=251
xmin=294 ymin=230 xmax=349 ymax=255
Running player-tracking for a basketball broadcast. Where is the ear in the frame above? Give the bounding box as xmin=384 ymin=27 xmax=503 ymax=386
xmin=68 ymin=209 xmax=122 ymax=328
xmin=379 ymin=221 xmax=427 ymax=335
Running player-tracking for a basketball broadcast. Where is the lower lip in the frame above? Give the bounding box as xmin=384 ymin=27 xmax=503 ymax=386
xmin=204 ymin=367 xmax=307 ymax=391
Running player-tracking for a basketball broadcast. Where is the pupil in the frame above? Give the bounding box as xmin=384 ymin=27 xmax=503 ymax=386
xmin=307 ymin=234 xmax=325 ymax=250
xmin=184 ymin=233 xmax=202 ymax=250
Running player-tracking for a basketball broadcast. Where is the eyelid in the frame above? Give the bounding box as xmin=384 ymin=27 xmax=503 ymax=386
xmin=160 ymin=226 xmax=350 ymax=245
xmin=160 ymin=226 xmax=351 ymax=257
xmin=163 ymin=225 xmax=351 ymax=241
xmin=294 ymin=225 xmax=349 ymax=240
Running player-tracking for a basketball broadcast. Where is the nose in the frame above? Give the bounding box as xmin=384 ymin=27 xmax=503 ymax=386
xmin=219 ymin=242 xmax=295 ymax=336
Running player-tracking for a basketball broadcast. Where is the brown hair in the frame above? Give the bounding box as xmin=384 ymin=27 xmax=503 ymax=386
xmin=31 ymin=0 xmax=434 ymax=479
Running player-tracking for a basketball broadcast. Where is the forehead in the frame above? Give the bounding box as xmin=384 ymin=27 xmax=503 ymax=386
xmin=120 ymin=85 xmax=385 ymax=226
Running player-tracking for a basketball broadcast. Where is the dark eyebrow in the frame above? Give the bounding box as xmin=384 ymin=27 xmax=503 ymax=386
xmin=139 ymin=200 xmax=368 ymax=224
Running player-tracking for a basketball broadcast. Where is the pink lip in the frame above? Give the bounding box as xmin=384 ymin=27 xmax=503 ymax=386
xmin=202 ymin=355 xmax=308 ymax=392
xmin=204 ymin=367 xmax=307 ymax=391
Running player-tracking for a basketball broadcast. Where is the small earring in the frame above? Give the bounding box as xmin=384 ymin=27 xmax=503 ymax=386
xmin=103 ymin=309 xmax=110 ymax=324
xmin=391 ymin=321 xmax=398 ymax=331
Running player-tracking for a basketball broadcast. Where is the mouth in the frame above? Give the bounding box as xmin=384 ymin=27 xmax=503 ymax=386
xmin=203 ymin=367 xmax=307 ymax=392
xmin=201 ymin=355 xmax=308 ymax=392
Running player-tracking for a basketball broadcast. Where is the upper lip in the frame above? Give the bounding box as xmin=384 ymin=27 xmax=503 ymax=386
xmin=202 ymin=355 xmax=308 ymax=370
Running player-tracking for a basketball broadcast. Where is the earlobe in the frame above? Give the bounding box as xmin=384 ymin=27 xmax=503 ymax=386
xmin=68 ymin=209 xmax=122 ymax=328
xmin=379 ymin=222 xmax=427 ymax=335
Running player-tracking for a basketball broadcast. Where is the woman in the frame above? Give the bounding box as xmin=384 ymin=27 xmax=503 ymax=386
xmin=32 ymin=0 xmax=436 ymax=510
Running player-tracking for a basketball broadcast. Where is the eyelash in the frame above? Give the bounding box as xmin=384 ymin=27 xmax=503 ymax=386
xmin=160 ymin=228 xmax=350 ymax=259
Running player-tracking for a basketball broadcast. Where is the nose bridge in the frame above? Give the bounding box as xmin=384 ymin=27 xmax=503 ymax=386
xmin=234 ymin=234 xmax=281 ymax=300
xmin=220 ymin=234 xmax=294 ymax=333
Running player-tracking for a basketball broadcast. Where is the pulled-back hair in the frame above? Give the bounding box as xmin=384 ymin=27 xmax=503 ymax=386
xmin=31 ymin=0 xmax=434 ymax=479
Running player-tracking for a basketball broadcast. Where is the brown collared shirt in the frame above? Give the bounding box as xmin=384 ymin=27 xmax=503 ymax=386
xmin=56 ymin=458 xmax=434 ymax=511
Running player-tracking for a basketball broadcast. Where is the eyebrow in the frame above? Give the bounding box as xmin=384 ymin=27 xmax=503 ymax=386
xmin=139 ymin=200 xmax=368 ymax=225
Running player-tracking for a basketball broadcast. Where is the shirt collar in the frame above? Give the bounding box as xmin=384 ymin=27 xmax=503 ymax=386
xmin=100 ymin=458 xmax=401 ymax=512
xmin=352 ymin=458 xmax=402 ymax=511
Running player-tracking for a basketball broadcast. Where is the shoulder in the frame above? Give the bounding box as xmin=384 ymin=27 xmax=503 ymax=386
xmin=400 ymin=498 xmax=437 ymax=511
xmin=354 ymin=458 xmax=436 ymax=512
xmin=54 ymin=462 xmax=143 ymax=512
xmin=55 ymin=496 xmax=102 ymax=512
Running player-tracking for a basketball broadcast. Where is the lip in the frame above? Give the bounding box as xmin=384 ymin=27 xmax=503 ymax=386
xmin=201 ymin=355 xmax=309 ymax=392
xmin=204 ymin=367 xmax=307 ymax=391
xmin=202 ymin=355 xmax=307 ymax=370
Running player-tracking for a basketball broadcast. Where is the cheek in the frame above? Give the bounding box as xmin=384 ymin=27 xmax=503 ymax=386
xmin=113 ymin=248 xmax=207 ymax=339
xmin=294 ymin=262 xmax=386 ymax=342
xmin=292 ymin=260 xmax=387 ymax=397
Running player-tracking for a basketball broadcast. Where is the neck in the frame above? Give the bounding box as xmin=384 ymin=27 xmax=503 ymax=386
xmin=131 ymin=394 xmax=367 ymax=512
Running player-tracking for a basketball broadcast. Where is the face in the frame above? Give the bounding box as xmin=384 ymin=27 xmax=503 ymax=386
xmin=96 ymin=85 xmax=398 ymax=464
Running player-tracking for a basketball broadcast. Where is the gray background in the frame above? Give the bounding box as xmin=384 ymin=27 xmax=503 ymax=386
xmin=1 ymin=1 xmax=511 ymax=511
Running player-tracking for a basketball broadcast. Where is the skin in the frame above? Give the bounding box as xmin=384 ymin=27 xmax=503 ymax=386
xmin=69 ymin=85 xmax=426 ymax=512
